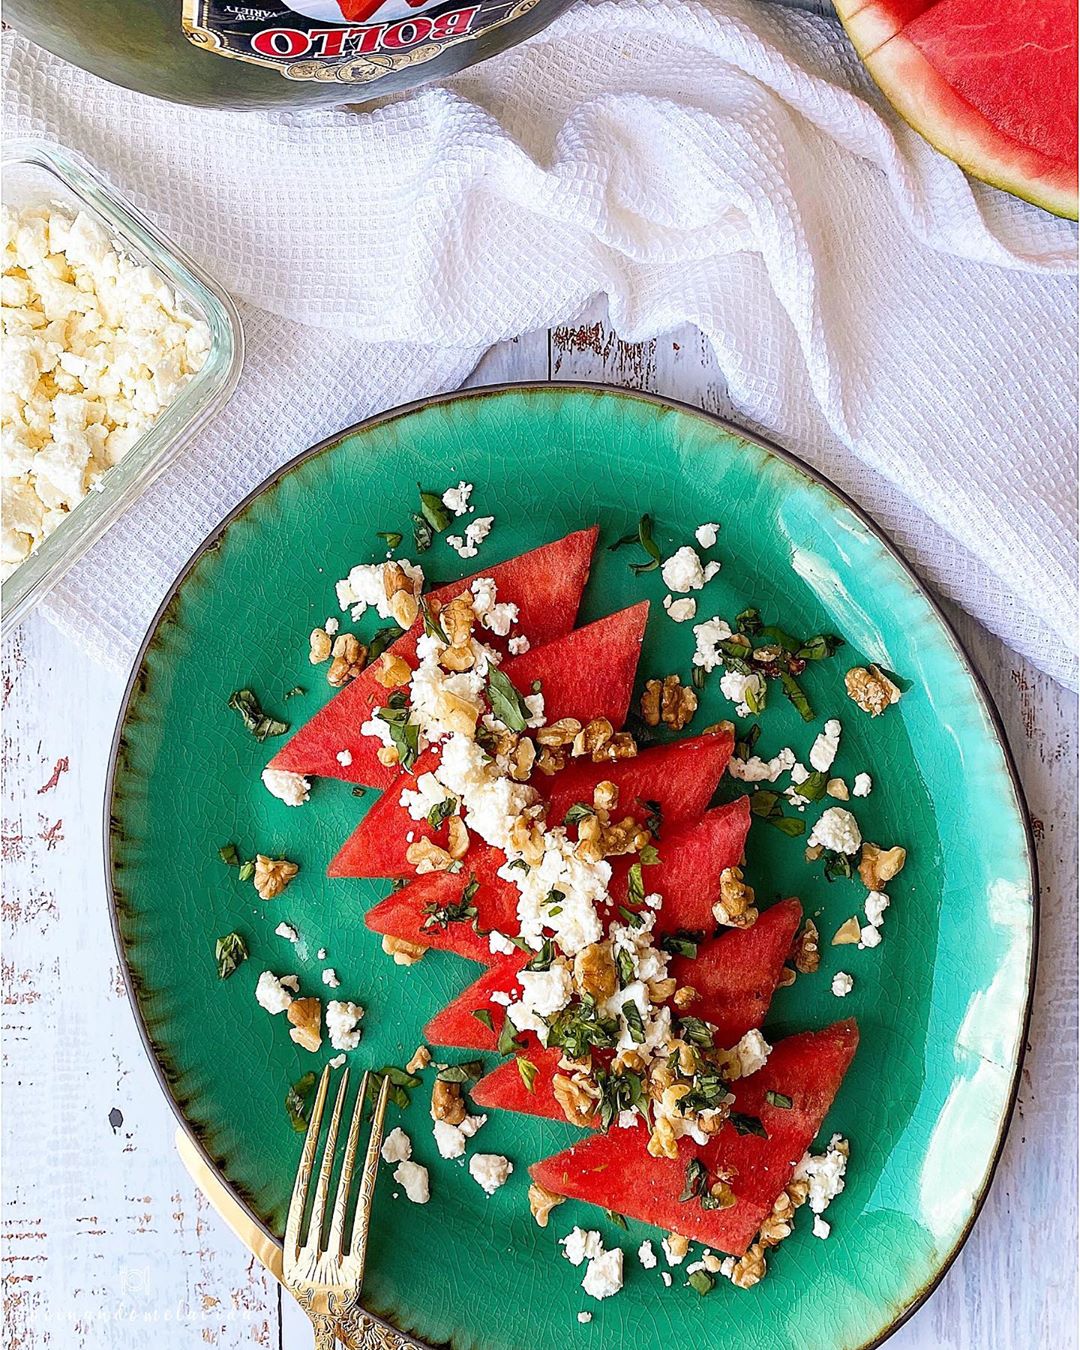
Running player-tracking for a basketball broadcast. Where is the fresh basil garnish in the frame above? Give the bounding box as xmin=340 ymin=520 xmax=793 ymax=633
xmin=486 ymin=666 xmax=531 ymax=732
xmin=765 ymin=1090 xmax=793 ymax=1109
xmin=285 ymin=1072 xmax=317 ymax=1132
xmin=421 ymin=876 xmax=479 ymax=930
xmin=228 ymin=688 xmax=289 ymax=741
xmin=621 ymin=999 xmax=646 ymax=1044
xmin=472 ymin=1009 xmax=495 ymax=1032
xmin=517 ymin=1057 xmax=538 ymax=1092
xmin=214 ymin=931 xmax=248 ymax=980
xmin=728 ymin=1111 xmax=768 ymax=1139
xmin=376 ymin=530 xmax=403 ymax=550
xmin=426 ymin=796 xmax=458 ymax=830
xmin=417 ymin=486 xmax=452 ymax=534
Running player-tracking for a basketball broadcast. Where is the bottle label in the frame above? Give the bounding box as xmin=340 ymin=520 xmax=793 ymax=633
xmin=182 ymin=0 xmax=540 ymax=82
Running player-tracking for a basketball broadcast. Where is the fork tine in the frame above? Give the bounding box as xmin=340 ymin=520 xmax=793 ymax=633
xmin=350 ymin=1073 xmax=391 ymax=1277
xmin=303 ymin=1067 xmax=350 ymax=1253
xmin=327 ymin=1070 xmax=369 ymax=1259
xmin=284 ymin=1065 xmax=330 ymax=1257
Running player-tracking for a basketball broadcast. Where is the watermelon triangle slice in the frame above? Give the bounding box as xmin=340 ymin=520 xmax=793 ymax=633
xmin=266 ymin=527 xmax=598 ymax=788
xmin=363 ymin=796 xmax=752 ymax=965
xmin=426 ymin=897 xmax=802 ymax=1056
xmin=330 ymin=727 xmax=733 ymax=880
xmin=528 ymin=1020 xmax=859 ymax=1255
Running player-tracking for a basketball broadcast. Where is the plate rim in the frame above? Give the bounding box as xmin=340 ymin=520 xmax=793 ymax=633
xmin=103 ymin=379 xmax=1039 ymax=1350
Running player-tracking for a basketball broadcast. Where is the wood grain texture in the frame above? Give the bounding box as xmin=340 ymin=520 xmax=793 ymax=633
xmin=4 ymin=302 xmax=1076 ymax=1349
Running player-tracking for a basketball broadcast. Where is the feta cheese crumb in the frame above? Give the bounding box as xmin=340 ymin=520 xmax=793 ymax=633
xmin=865 ymin=890 xmax=890 ymax=928
xmin=393 ymin=1160 xmax=430 ymax=1204
xmin=809 ymin=719 xmax=842 ymax=772
xmin=663 ymin=595 xmax=697 ymax=623
xmin=852 ymin=772 xmax=873 ymax=797
xmin=447 ymin=516 xmax=494 ymax=559
xmin=695 ymin=523 xmax=719 ymax=549
xmin=322 ymin=968 xmax=341 ymax=988
xmin=813 ymin=1215 xmax=831 ymax=1239
xmin=324 ymin=617 xmax=339 ymax=636
xmin=582 ymin=1247 xmax=623 ymax=1300
xmin=325 ymin=999 xmax=364 ymax=1050
xmin=261 ymin=768 xmax=311 ymax=807
xmin=508 ymin=635 xmax=530 ymax=655
xmin=328 ymin=1053 xmax=346 ymax=1069
xmin=433 ymin=1112 xmax=487 ymax=1158
xmin=468 ymin=1152 xmax=513 ymax=1194
xmin=255 ymin=971 xmax=294 ymax=1015
xmin=808 ymin=807 xmax=862 ymax=856
xmin=577 ymin=1311 xmax=593 ymax=1324
xmin=831 ymin=971 xmax=854 ymax=997
xmin=661 ymin=545 xmax=717 ymax=593
xmin=380 ymin=1127 xmax=412 ymax=1164
xmin=661 ymin=1272 xmax=673 ymax=1287
xmin=728 ymin=747 xmax=795 ymax=783
xmin=795 ymin=1134 xmax=849 ymax=1216
xmin=562 ymin=1228 xmax=604 ymax=1266
xmin=691 ymin=616 xmax=734 ymax=672
xmin=637 ymin=1240 xmax=657 ymax=1269
xmin=335 ymin=749 xmax=353 ymax=767
xmin=275 ymin=922 xmax=299 ymax=943
xmin=732 ymin=1028 xmax=771 ymax=1078
xmin=488 ymin=929 xmax=517 ymax=957
xmin=441 ymin=481 xmax=473 ymax=516
xmin=720 ymin=668 xmax=767 ymax=717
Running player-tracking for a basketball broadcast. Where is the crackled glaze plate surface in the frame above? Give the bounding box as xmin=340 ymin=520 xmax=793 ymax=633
xmin=106 ymin=385 xmax=1036 ymax=1350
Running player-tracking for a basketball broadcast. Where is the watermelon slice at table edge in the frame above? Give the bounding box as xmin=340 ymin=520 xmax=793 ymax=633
xmin=362 ymin=796 xmax=752 ymax=965
xmin=528 ymin=1020 xmax=859 ymax=1255
xmin=265 ymin=526 xmax=599 ymax=788
xmin=426 ymin=897 xmax=803 ymax=1056
xmin=835 ymin=0 xmax=1078 ymax=218
xmin=330 ymin=726 xmax=733 ymax=880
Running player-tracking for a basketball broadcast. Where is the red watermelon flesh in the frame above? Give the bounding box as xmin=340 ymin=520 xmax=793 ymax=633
xmin=528 ymin=1020 xmax=859 ymax=1255
xmin=472 ymin=1047 xmax=575 ymax=1123
xmin=835 ymin=0 xmax=1078 ymax=217
xmin=426 ymin=897 xmax=802 ymax=1055
xmin=363 ymin=796 xmax=752 ymax=964
xmin=265 ymin=527 xmax=598 ymax=788
xmin=330 ymin=726 xmax=732 ymax=880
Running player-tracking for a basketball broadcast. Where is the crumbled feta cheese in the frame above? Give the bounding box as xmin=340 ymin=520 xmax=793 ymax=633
xmin=393 ymin=1160 xmax=430 ymax=1204
xmin=661 ymin=1236 xmax=687 ymax=1266
xmin=325 ymin=999 xmax=364 ymax=1050
xmin=562 ymin=1228 xmax=604 ymax=1266
xmin=335 ymin=559 xmax=423 ymax=620
xmin=728 ymin=747 xmax=795 ymax=783
xmin=508 ymin=964 xmax=575 ymax=1038
xmin=865 ymin=890 xmax=890 ymax=927
xmin=470 ymin=578 xmax=518 ymax=636
xmin=808 ymin=807 xmax=862 ymax=856
xmin=433 ymin=1113 xmax=487 ymax=1159
xmin=809 ymin=719 xmax=842 ymax=772
xmin=852 ymin=773 xmax=873 ymax=797
xmin=582 ymin=1247 xmax=623 ymax=1300
xmin=441 ymin=481 xmax=473 ymax=516
xmin=795 ymin=1134 xmax=849 ymax=1215
xmin=381 ymin=1127 xmax=412 ymax=1164
xmin=488 ymin=930 xmax=517 ymax=957
xmin=661 ymin=1272 xmax=673 ymax=1287
xmin=317 ymin=948 xmax=327 ymax=960
xmin=468 ymin=1153 xmax=513 ymax=1195
xmin=813 ymin=1215 xmax=831 ymax=1239
xmin=335 ymin=749 xmax=353 ymax=767
xmin=261 ymin=768 xmax=311 ymax=807
xmin=255 ymin=971 xmax=294 ymax=1015
xmin=859 ymin=925 xmax=882 ymax=949
xmin=324 ymin=617 xmax=339 ymax=636
xmin=275 ymin=922 xmax=299 ymax=943
xmin=577 ymin=1311 xmax=593 ymax=1324
xmin=732 ymin=1028 xmax=771 ymax=1078
xmin=695 ymin=523 xmax=719 ymax=549
xmin=447 ymin=515 xmax=494 ymax=559
xmin=719 ymin=668 xmax=767 ymax=717
xmin=637 ymin=1240 xmax=658 ymax=1269
xmin=508 ymin=635 xmax=530 ymax=655
xmin=328 ymin=1053 xmax=346 ymax=1069
xmin=691 ymin=616 xmax=734 ymax=672
xmin=831 ymin=971 xmax=854 ymax=997
xmin=322 ymin=968 xmax=341 ymax=988
xmin=661 ymin=546 xmax=718 ymax=593
xmin=663 ymin=595 xmax=697 ymax=623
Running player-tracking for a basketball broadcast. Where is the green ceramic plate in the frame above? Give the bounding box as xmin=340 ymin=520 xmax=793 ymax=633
xmin=106 ymin=384 xmax=1036 ymax=1350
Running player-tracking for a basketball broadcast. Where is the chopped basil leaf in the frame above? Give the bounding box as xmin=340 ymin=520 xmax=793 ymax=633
xmin=728 ymin=1111 xmax=769 ymax=1139
xmin=621 ymin=999 xmax=646 ymax=1044
xmin=679 ymin=1157 xmax=710 ymax=1203
xmin=505 ymin=858 xmax=531 ymax=874
xmin=366 ymin=626 xmax=403 ymax=664
xmin=639 ymin=843 xmax=660 ymax=867
xmin=389 ymin=877 xmax=408 ymax=893
xmin=795 ymin=633 xmax=844 ymax=661
xmin=418 ymin=486 xmax=453 ymax=534
xmin=421 ymin=876 xmax=479 ymax=930
xmin=228 ymin=688 xmax=289 ymax=741
xmin=615 ymin=947 xmax=636 ymax=987
xmin=426 ymin=796 xmax=459 ymax=830
xmin=421 ymin=600 xmax=449 ymax=644
xmin=282 ymin=685 xmax=304 ymax=700
xmin=769 ymin=816 xmax=806 ymax=837
xmin=594 ymin=1065 xmax=649 ymax=1130
xmin=472 ymin=1009 xmax=495 ymax=1032
xmin=563 ymin=801 xmax=596 ymax=828
xmin=659 ymin=931 xmax=701 ymax=959
xmin=525 ymin=939 xmax=556 ymax=972
xmin=238 ymin=860 xmax=255 ymax=881
xmin=640 ymin=799 xmax=663 ymax=837
xmin=760 ymin=624 xmax=800 ymax=652
xmin=544 ymin=996 xmax=619 ymax=1059
xmin=627 ymin=863 xmax=645 ymax=906
xmin=352 ymin=786 xmax=367 ymax=798
xmin=219 ymin=843 xmax=240 ymax=867
xmin=617 ymin=905 xmax=644 ymax=928
xmin=735 ymin=607 xmax=762 ymax=636
xmin=411 ymin=512 xmax=433 ymax=553
xmin=691 ymin=664 xmax=706 ymax=691
xmin=367 ymin=1065 xmax=422 ymax=1110
xmin=750 ymin=789 xmax=806 ymax=837
xmin=497 ymin=1017 xmax=524 ymax=1057
xmin=765 ymin=1090 xmax=793 ymax=1109
xmin=285 ymin=1071 xmax=317 ymax=1132
xmin=779 ymin=670 xmax=815 ymax=723
xmin=542 ymin=887 xmax=566 ymax=908
xmin=436 ymin=1060 xmax=484 ymax=1084
xmin=214 ymin=931 xmax=248 ymax=980
xmin=822 ymin=850 xmax=853 ymax=882
xmin=376 ymin=530 xmax=404 ymax=550
xmin=374 ymin=701 xmax=420 ymax=771
xmin=609 ymin=514 xmax=661 ymax=574
xmin=795 ymin=770 xmax=828 ymax=802
xmin=517 ymin=1056 xmax=538 ymax=1092
xmin=486 ymin=666 xmax=531 ymax=732
xmin=676 ymin=1016 xmax=715 ymax=1049
xmin=688 ymin=1270 xmax=715 ymax=1296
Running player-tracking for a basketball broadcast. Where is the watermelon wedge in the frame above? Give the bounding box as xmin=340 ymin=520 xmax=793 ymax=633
xmin=265 ymin=527 xmax=598 ymax=788
xmin=330 ymin=727 xmax=733 ymax=880
xmin=835 ymin=0 xmax=1078 ymax=218
xmin=529 ymin=1020 xmax=859 ymax=1255
xmin=472 ymin=1047 xmax=573 ymax=1122
xmin=426 ymin=897 xmax=802 ymax=1055
xmin=363 ymin=796 xmax=752 ymax=965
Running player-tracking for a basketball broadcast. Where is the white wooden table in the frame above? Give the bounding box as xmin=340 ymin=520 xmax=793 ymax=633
xmin=3 ymin=303 xmax=1077 ymax=1349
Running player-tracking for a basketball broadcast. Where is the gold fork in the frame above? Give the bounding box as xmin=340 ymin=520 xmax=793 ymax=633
xmin=283 ymin=1066 xmax=391 ymax=1348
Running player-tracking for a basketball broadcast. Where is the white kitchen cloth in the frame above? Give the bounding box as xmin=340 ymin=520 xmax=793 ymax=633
xmin=3 ymin=0 xmax=1077 ymax=685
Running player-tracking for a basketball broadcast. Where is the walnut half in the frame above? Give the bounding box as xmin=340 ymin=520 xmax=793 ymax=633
xmin=254 ymin=855 xmax=299 ymax=900
xmin=528 ymin=1183 xmax=566 ymax=1228
xmin=287 ymin=997 xmax=322 ymax=1053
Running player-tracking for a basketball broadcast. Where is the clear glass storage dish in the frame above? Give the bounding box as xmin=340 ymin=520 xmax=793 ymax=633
xmin=1 ymin=140 xmax=243 ymax=632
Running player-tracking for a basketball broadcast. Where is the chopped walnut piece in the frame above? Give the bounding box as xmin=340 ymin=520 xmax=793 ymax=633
xmin=382 ymin=563 xmax=419 ymax=630
xmin=381 ymin=935 xmax=425 ymax=965
xmin=287 ymin=998 xmax=322 ymax=1053
xmin=405 ymin=838 xmax=458 ymax=874
xmin=536 ymin=718 xmax=582 ymax=747
xmin=376 ymin=745 xmax=400 ymax=767
xmin=574 ymin=813 xmax=605 ymax=865
xmin=327 ymin=632 xmax=367 ymax=687
xmin=445 ymin=816 xmax=469 ymax=861
xmin=441 ymin=592 xmax=475 ymax=644
xmin=438 ymin=644 xmax=475 ymax=673
xmin=776 ymin=966 xmax=797 ymax=988
xmin=431 ymin=1078 xmax=466 ymax=1125
xmin=552 ymin=1073 xmax=601 ymax=1127
xmin=508 ymin=813 xmax=545 ymax=865
xmin=611 ymin=1049 xmax=645 ymax=1074
xmin=702 ymin=720 xmax=735 ymax=738
xmin=664 ymin=1233 xmax=689 ymax=1261
xmin=647 ymin=1114 xmax=679 ymax=1159
xmin=786 ymin=1177 xmax=810 ymax=1210
xmin=507 ymin=737 xmax=536 ymax=783
xmin=535 ymin=745 xmax=567 ymax=776
xmin=374 ymin=651 xmax=411 ymax=688
xmin=826 ymin=777 xmax=849 ymax=800
xmin=845 ymin=664 xmax=902 ymax=716
xmin=405 ymin=1045 xmax=432 ymax=1074
xmin=592 ymin=731 xmax=637 ymax=763
xmin=647 ymin=976 xmax=677 ymax=1004
xmin=758 ymin=1191 xmax=796 ymax=1247
xmin=309 ymin=627 xmax=332 ymax=664
xmin=641 ymin=675 xmax=698 ymax=731
xmin=528 ymin=1182 xmax=566 ymax=1228
xmin=572 ymin=717 xmax=614 ymax=758
xmin=712 ymin=866 xmax=759 ymax=929
xmin=672 ymin=985 xmax=698 ymax=1011
xmin=708 ymin=1180 xmax=737 ymax=1209
xmin=640 ymin=679 xmax=662 ymax=728
xmin=254 ymin=855 xmax=299 ymax=900
xmin=729 ymin=1243 xmax=767 ymax=1290
xmin=859 ymin=842 xmax=907 ymax=890
xmin=574 ymin=941 xmax=617 ymax=1001
xmin=791 ymin=918 xmax=820 ymax=974
xmin=600 ymin=817 xmax=651 ymax=858
xmin=832 ymin=916 xmax=862 ymax=945
xmin=593 ymin=780 xmax=619 ymax=813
